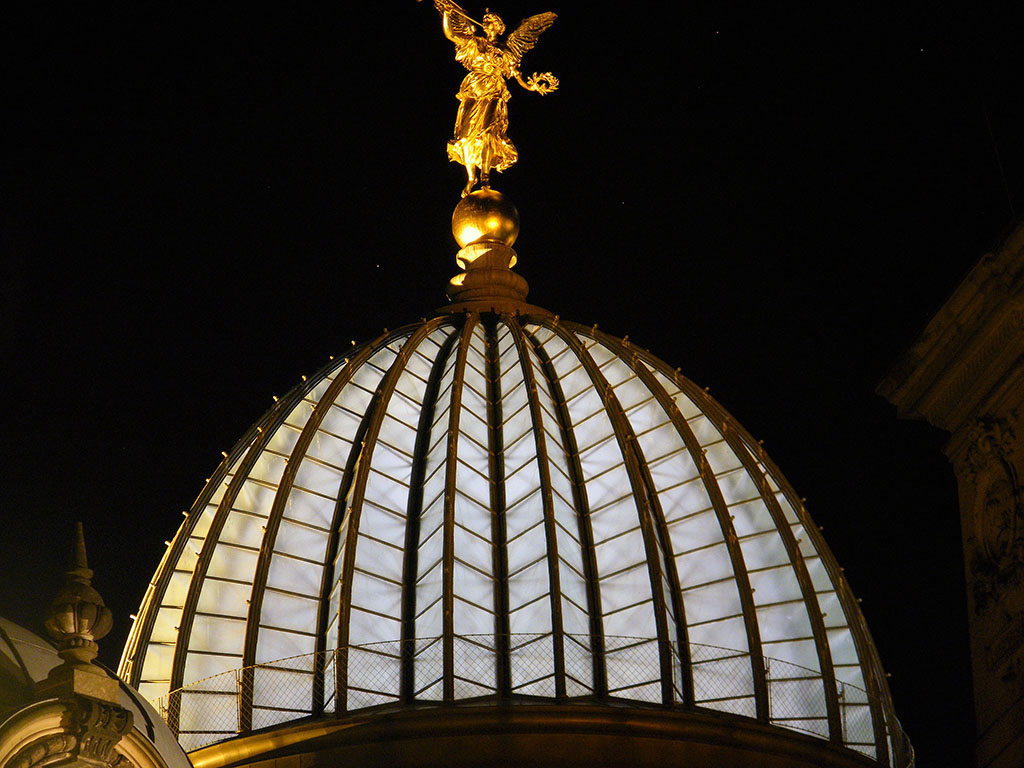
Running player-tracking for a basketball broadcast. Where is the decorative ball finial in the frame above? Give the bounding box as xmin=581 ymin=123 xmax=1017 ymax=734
xmin=446 ymin=188 xmax=531 ymax=310
xmin=44 ymin=522 xmax=113 ymax=668
xmin=452 ymin=188 xmax=520 ymax=249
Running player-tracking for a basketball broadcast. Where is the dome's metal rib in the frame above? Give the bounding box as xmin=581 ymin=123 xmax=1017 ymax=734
xmin=628 ymin=440 xmax=694 ymax=704
xmin=521 ymin=320 xmax=607 ymax=698
xmin=766 ymin=474 xmax=895 ymax=761
xmin=123 ymin=395 xmax=287 ymax=690
xmin=408 ymin=338 xmax=462 ymax=699
xmin=442 ymin=317 xmax=478 ymax=702
xmin=483 ymin=319 xmax=512 ymax=696
xmin=335 ymin=322 xmax=448 ymax=712
xmin=452 ymin=323 xmax=504 ymax=697
xmin=165 ymin=330 xmax=391 ymax=730
xmin=310 ymin=373 xmax=379 ymax=714
xmin=570 ymin=336 xmax=687 ymax=703
xmin=590 ymin=332 xmax=840 ymax=732
xmin=518 ymin=321 xmax=604 ymax=698
xmin=236 ymin=327 xmax=435 ymax=728
xmin=574 ymin=335 xmax=696 ymax=707
xmin=855 ymin=618 xmax=898 ymax=765
xmin=598 ymin=333 xmax=844 ymax=739
xmin=569 ymin=335 xmax=684 ymax=706
xmin=401 ymin=322 xmax=462 ymax=702
xmin=525 ymin=324 xmax=662 ymax=701
xmin=327 ymin=346 xmax=403 ymax=710
xmin=682 ymin=375 xmax=894 ymax=763
xmin=569 ymin=326 xmax=771 ymax=720
xmin=821 ymin=527 xmax=895 ymax=761
xmin=609 ymin=361 xmax=691 ymax=704
xmin=508 ymin=317 xmax=567 ymax=697
xmin=495 ymin=324 xmax=560 ymax=695
xmin=775 ymin=440 xmax=886 ymax=756
xmin=541 ymin=323 xmax=675 ymax=705
xmin=306 ymin=335 xmax=424 ymax=715
xmin=694 ymin=385 xmax=842 ymax=742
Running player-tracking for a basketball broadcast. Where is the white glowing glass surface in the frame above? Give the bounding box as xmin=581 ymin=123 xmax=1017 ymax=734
xmin=120 ymin=316 xmax=897 ymax=765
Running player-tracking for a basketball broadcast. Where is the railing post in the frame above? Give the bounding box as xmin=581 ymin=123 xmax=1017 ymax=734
xmin=312 ymin=649 xmax=325 ymax=716
xmin=334 ymin=647 xmax=343 ymax=717
xmin=235 ymin=668 xmax=243 ymax=734
xmin=838 ymin=682 xmax=847 ymax=743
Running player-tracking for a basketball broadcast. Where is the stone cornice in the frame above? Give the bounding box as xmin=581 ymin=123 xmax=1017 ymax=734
xmin=878 ymin=222 xmax=1024 ymax=439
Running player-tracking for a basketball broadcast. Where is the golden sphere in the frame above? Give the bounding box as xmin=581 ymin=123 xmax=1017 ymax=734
xmin=452 ymin=189 xmax=520 ymax=248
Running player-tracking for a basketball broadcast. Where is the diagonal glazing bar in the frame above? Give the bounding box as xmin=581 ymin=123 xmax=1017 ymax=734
xmin=442 ymin=317 xmax=478 ymax=701
xmin=540 ymin=320 xmax=675 ymax=705
xmin=572 ymin=323 xmax=770 ymax=719
xmin=579 ymin=332 xmax=695 ymax=707
xmin=508 ymin=316 xmax=567 ymax=697
xmin=522 ymin=320 xmax=607 ymax=696
xmin=164 ymin=330 xmax=391 ymax=729
xmin=334 ymin=320 xmax=450 ymax=713
xmin=484 ymin=318 xmax=512 ymax=696
xmin=401 ymin=323 xmax=461 ymax=701
xmin=240 ymin=325 xmax=438 ymax=726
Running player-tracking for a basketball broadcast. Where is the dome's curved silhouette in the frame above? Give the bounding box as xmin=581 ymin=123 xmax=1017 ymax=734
xmin=119 ymin=307 xmax=909 ymax=767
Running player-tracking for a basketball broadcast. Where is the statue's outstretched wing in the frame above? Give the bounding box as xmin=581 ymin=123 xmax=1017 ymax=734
xmin=434 ymin=0 xmax=477 ymax=40
xmin=504 ymin=12 xmax=557 ymax=66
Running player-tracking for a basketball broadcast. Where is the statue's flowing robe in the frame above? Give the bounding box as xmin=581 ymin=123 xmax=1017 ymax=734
xmin=447 ymin=37 xmax=518 ymax=173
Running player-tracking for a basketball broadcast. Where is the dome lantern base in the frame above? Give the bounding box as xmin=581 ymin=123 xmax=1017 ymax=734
xmin=445 ymin=188 xmax=537 ymax=312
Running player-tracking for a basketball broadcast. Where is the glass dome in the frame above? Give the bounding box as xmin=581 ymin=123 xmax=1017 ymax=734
xmin=118 ymin=312 xmax=908 ymax=765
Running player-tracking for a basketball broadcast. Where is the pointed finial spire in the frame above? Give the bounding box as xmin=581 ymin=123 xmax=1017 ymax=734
xmin=38 ymin=523 xmax=119 ymax=702
xmin=44 ymin=523 xmax=113 ymax=666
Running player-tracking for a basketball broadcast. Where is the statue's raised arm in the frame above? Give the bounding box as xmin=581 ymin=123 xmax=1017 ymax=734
xmin=433 ymin=0 xmax=478 ymax=44
xmin=424 ymin=2 xmax=559 ymax=196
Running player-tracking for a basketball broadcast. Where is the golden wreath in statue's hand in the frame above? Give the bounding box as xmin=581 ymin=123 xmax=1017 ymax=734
xmin=525 ymin=72 xmax=559 ymax=94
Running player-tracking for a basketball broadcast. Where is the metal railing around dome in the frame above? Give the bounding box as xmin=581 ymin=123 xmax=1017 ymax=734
xmin=154 ymin=634 xmax=910 ymax=766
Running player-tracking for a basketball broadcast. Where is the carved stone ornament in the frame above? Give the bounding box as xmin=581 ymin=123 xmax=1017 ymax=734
xmin=3 ymin=692 xmax=136 ymax=768
xmin=966 ymin=416 xmax=1016 ymax=479
xmin=6 ymin=734 xmax=78 ymax=768
xmin=6 ymin=699 xmax=135 ymax=768
xmin=965 ymin=417 xmax=1024 ymax=614
xmin=70 ymin=697 xmax=134 ymax=767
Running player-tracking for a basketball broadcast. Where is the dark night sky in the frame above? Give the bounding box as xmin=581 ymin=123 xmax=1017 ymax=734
xmin=2 ymin=4 xmax=1022 ymax=765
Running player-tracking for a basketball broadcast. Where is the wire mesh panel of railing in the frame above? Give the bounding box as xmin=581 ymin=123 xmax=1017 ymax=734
xmin=155 ymin=634 xmax=908 ymax=765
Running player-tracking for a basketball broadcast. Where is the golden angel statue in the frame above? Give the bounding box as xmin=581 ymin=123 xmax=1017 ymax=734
xmin=429 ymin=0 xmax=559 ymax=196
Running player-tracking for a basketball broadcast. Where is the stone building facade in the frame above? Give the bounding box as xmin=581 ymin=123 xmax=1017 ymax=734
xmin=879 ymin=221 xmax=1024 ymax=768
